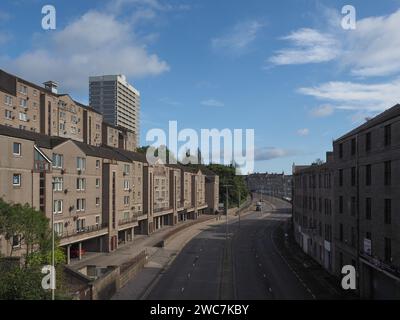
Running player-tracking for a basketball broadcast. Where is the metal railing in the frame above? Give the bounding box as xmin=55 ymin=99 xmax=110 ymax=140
xmin=59 ymin=223 xmax=108 ymax=239
xmin=359 ymin=252 xmax=400 ymax=277
xmin=118 ymin=216 xmax=138 ymax=226
xmin=154 ymin=207 xmax=172 ymax=213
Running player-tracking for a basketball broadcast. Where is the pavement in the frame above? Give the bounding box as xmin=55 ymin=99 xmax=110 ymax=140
xmin=70 ymin=215 xmax=217 ymax=270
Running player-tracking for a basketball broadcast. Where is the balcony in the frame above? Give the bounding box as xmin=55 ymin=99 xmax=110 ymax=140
xmin=59 ymin=223 xmax=108 ymax=246
xmin=153 ymin=206 xmax=173 ymax=216
xmin=118 ymin=216 xmax=138 ymax=226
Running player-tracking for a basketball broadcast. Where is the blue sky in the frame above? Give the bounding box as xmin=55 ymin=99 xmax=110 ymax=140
xmin=1 ymin=0 xmax=400 ymax=174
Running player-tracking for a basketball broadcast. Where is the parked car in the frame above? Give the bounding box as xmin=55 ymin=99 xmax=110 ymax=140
xmin=70 ymin=247 xmax=86 ymax=258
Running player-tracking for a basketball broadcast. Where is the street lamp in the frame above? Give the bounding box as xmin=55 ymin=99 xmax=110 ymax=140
xmin=51 ymin=180 xmax=55 ymax=301
xmin=223 ymin=184 xmax=232 ymax=240
xmin=238 ymin=189 xmax=241 ymax=229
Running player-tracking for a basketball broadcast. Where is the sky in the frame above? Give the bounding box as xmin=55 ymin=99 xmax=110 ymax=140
xmin=1 ymin=0 xmax=400 ymax=174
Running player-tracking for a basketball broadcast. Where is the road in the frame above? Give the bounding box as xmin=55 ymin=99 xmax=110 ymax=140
xmin=145 ymin=198 xmax=316 ymax=300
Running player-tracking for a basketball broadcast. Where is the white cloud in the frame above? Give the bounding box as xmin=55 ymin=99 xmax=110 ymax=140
xmin=254 ymin=147 xmax=300 ymax=161
xmin=201 ymin=99 xmax=224 ymax=107
xmin=298 ymin=79 xmax=400 ymax=112
xmin=310 ymin=105 xmax=334 ymax=117
xmin=269 ymin=9 xmax=400 ymax=77
xmin=3 ymin=11 xmax=169 ymax=94
xmin=269 ymin=28 xmax=340 ymax=65
xmin=297 ymin=128 xmax=310 ymax=136
xmin=342 ymin=9 xmax=400 ymax=77
xmin=211 ymin=20 xmax=263 ymax=55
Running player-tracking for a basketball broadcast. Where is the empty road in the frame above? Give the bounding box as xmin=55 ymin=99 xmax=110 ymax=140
xmin=146 ymin=198 xmax=316 ymax=300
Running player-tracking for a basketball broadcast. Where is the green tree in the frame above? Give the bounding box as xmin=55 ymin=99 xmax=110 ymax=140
xmin=0 ymin=198 xmax=68 ymax=299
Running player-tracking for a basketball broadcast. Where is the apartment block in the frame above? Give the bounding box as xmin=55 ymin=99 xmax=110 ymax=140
xmin=89 ymin=75 xmax=140 ymax=145
xmin=102 ymin=122 xmax=137 ymax=151
xmin=293 ymin=104 xmax=400 ymax=299
xmin=293 ymin=152 xmax=335 ymax=274
xmin=0 ymin=70 xmax=103 ymax=147
xmin=245 ymin=172 xmax=292 ymax=199
xmin=0 ymin=69 xmax=219 ymax=264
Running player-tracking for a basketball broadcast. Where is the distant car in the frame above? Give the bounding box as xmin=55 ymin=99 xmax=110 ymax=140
xmin=70 ymin=247 xmax=86 ymax=258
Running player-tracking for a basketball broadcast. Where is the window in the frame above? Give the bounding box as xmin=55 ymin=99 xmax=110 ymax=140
xmin=124 ymin=180 xmax=130 ymax=190
xmin=339 ymin=169 xmax=343 ymax=186
xmin=76 ymin=178 xmax=86 ymax=191
xmin=96 ymin=160 xmax=100 ymax=168
xmin=53 ymin=177 xmax=63 ymax=191
xmin=351 ymin=138 xmax=356 ymax=155
xmin=76 ymin=199 xmax=86 ymax=211
xmin=96 ymin=178 xmax=100 ymax=188
xmin=324 ymin=224 xmax=332 ymax=242
xmin=54 ymin=222 xmax=63 ymax=236
xmin=96 ymin=197 xmax=100 ymax=206
xmin=384 ymin=237 xmax=392 ymax=262
xmin=4 ymin=95 xmax=12 ymax=106
xmin=384 ymin=199 xmax=391 ymax=225
xmin=351 ymin=227 xmax=356 ymax=247
xmin=76 ymin=218 xmax=86 ymax=232
xmin=13 ymin=142 xmax=21 ymax=156
xmin=19 ymin=98 xmax=27 ymax=108
xmin=366 ymin=198 xmax=372 ymax=220
xmin=52 ymin=154 xmax=63 ymax=168
xmin=53 ymin=200 xmax=63 ymax=214
xmin=19 ymin=84 xmax=27 ymax=94
xmin=366 ymin=132 xmax=371 ymax=152
xmin=339 ymin=143 xmax=343 ymax=158
xmin=384 ymin=161 xmax=391 ymax=186
xmin=351 ymin=167 xmax=356 ymax=186
xmin=33 ymin=89 xmax=37 ymax=97
xmin=123 ymin=164 xmax=130 ymax=175
xmin=95 ymin=216 xmax=100 ymax=227
xmin=5 ymin=110 xmax=12 ymax=119
xmin=19 ymin=112 xmax=28 ymax=122
xmin=365 ymin=164 xmax=371 ymax=186
xmin=77 ymin=157 xmax=86 ymax=171
xmin=123 ymin=196 xmax=130 ymax=205
xmin=124 ymin=211 xmax=129 ymax=220
xmin=351 ymin=197 xmax=356 ymax=216
xmin=384 ymin=124 xmax=391 ymax=146
xmin=339 ymin=196 xmax=343 ymax=214
xmin=13 ymin=174 xmax=21 ymax=186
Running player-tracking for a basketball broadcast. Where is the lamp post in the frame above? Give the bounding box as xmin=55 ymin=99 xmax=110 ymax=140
xmin=51 ymin=180 xmax=55 ymax=301
xmin=223 ymin=184 xmax=232 ymax=240
xmin=238 ymin=189 xmax=241 ymax=229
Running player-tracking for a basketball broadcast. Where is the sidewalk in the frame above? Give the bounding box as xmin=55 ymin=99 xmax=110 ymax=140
xmin=274 ymin=222 xmax=358 ymax=300
xmin=70 ymin=215 xmax=213 ymax=270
